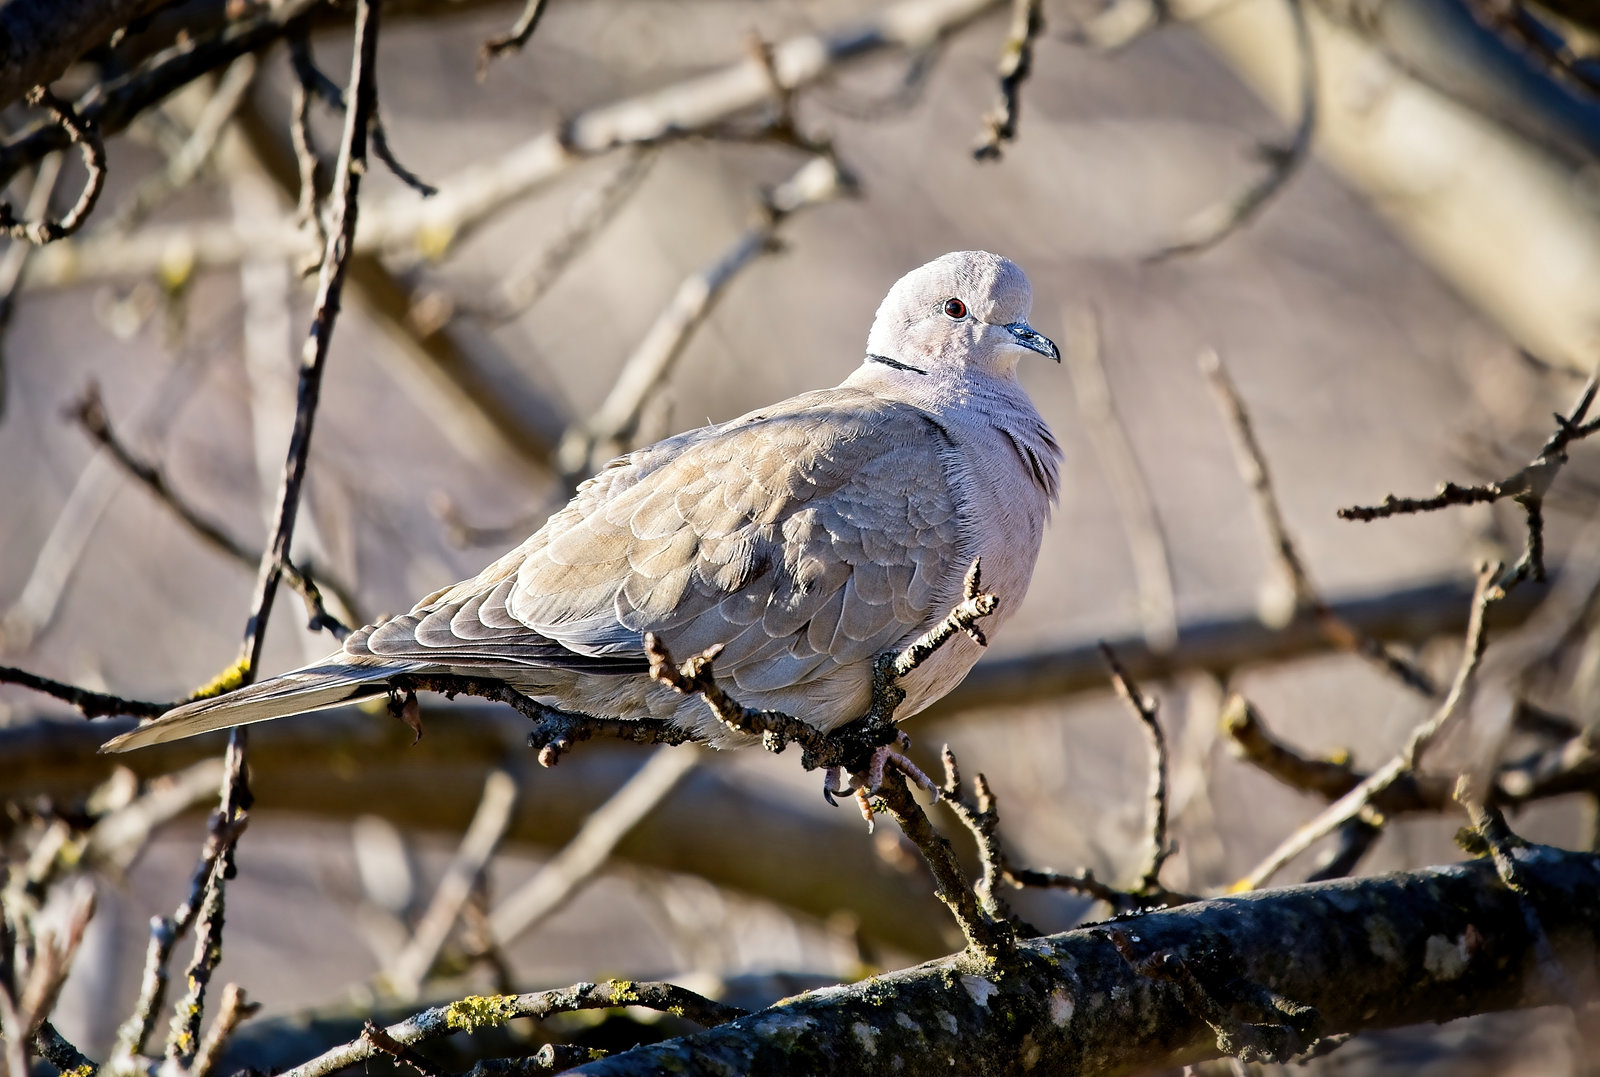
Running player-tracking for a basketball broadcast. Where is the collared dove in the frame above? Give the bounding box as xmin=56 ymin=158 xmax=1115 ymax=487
xmin=102 ymin=251 xmax=1061 ymax=760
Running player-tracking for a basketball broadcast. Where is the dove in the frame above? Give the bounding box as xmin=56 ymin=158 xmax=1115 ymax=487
xmin=101 ymin=250 xmax=1062 ymax=789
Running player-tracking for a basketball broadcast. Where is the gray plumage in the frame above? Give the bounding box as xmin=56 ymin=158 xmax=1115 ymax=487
xmin=102 ymin=251 xmax=1061 ymax=753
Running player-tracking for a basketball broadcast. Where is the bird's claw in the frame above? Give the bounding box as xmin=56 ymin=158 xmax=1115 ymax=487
xmin=818 ymin=734 xmax=940 ymax=829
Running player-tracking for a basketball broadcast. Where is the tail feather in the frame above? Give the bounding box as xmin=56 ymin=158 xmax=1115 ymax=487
xmin=100 ymin=660 xmax=415 ymax=752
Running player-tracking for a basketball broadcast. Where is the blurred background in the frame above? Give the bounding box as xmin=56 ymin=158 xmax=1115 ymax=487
xmin=4 ymin=0 xmax=1600 ymax=1071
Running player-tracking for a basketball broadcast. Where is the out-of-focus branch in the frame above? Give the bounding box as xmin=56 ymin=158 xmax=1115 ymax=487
xmin=5 ymin=713 xmax=958 ymax=957
xmin=1186 ymin=0 xmax=1600 ymax=371
xmin=1199 ymin=349 xmax=1438 ymax=697
xmin=971 ymin=0 xmax=1043 ymax=160
xmin=21 ymin=0 xmax=1003 ymax=288
xmin=1234 ymin=561 xmax=1500 ymax=891
xmin=0 ymin=0 xmax=326 ymax=187
xmin=0 ymin=0 xmax=175 ymax=110
xmin=1061 ymin=306 xmax=1177 ymax=651
xmin=556 ymin=154 xmax=855 ymax=482
xmin=1149 ymin=0 xmax=1315 ymax=259
xmin=0 ymin=153 xmax=62 ymax=418
xmin=420 ymin=147 xmax=658 ymax=333
xmin=486 ymin=746 xmax=699 ymax=950
xmin=478 ymin=0 xmax=551 ymax=75
xmin=230 ymin=93 xmax=569 ymax=474
xmin=928 ymin=571 xmax=1542 ymax=719
xmin=68 ymin=381 xmax=356 ymax=638
xmin=0 ymin=88 xmax=106 ymax=245
xmin=102 ymin=54 xmax=259 ymax=235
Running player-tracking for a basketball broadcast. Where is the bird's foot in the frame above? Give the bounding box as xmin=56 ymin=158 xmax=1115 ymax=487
xmin=820 ymin=732 xmax=940 ymax=829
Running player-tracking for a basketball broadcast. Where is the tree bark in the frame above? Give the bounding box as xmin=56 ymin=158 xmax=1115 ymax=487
xmin=567 ymin=847 xmax=1600 ymax=1076
xmin=0 ymin=0 xmax=175 ymax=109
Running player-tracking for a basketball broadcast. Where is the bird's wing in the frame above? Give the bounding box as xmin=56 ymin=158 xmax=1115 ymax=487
xmin=346 ymin=387 xmax=973 ymax=695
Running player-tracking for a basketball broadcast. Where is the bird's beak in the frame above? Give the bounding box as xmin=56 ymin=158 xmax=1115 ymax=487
xmin=1005 ymin=321 xmax=1060 ymax=361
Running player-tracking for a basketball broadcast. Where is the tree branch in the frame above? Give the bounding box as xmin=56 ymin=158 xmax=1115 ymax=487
xmin=559 ymin=847 xmax=1600 ymax=1075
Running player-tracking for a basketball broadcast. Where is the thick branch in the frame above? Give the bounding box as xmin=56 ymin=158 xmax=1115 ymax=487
xmin=563 ymin=848 xmax=1600 ymax=1076
xmin=0 ymin=0 xmax=174 ymax=110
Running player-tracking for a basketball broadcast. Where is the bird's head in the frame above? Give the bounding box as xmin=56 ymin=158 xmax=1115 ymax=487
xmin=864 ymin=250 xmax=1059 ymax=378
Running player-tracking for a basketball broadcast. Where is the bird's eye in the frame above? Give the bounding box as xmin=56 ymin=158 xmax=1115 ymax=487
xmin=943 ymin=298 xmax=967 ymax=319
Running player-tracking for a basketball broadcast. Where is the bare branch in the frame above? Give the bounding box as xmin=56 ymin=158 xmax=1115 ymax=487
xmin=280 ymin=980 xmax=746 ymax=1077
xmin=486 ymin=746 xmax=699 ymax=950
xmin=21 ymin=0 xmax=1003 ymax=288
xmin=0 ymin=0 xmax=327 ymax=187
xmin=102 ymin=53 xmax=259 ymax=234
xmin=1234 ymin=561 xmax=1500 ymax=891
xmin=387 ymin=769 xmax=518 ymax=997
xmin=68 ymin=381 xmax=356 ymax=639
xmin=0 ymin=88 xmax=106 ymax=244
xmin=1147 ymin=0 xmax=1315 ymax=259
xmin=972 ymin=0 xmax=1044 ymax=160
xmin=478 ymin=0 xmax=551 ymax=76
xmin=1199 ymin=348 xmax=1437 ymax=697
xmin=0 ymin=665 xmax=167 ymax=719
xmin=1339 ymin=369 xmax=1600 ymax=595
xmin=0 ymin=0 xmax=175 ymax=110
xmin=428 ymin=147 xmax=658 ymax=331
xmin=229 ymin=0 xmax=381 ymax=692
xmin=1062 ymin=305 xmax=1177 ymax=651
xmin=0 ymin=153 xmax=62 ymax=418
xmin=1099 ymin=643 xmax=1173 ymax=892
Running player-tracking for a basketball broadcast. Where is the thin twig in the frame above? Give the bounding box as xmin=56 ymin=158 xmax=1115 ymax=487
xmin=972 ymin=0 xmax=1043 ymax=160
xmin=1146 ymin=0 xmax=1315 ymax=259
xmin=1063 ymin=305 xmax=1177 ymax=651
xmin=1340 ymin=370 xmax=1600 ymax=596
xmin=1200 ymin=348 xmax=1437 ymax=697
xmin=388 ymin=769 xmax=519 ymax=997
xmin=1234 ymin=561 xmax=1500 ymax=891
xmin=228 ymin=0 xmax=382 ymax=694
xmin=279 ymin=980 xmax=745 ymax=1077
xmin=287 ymin=25 xmax=435 ymax=201
xmin=0 ymin=666 xmax=167 ymax=719
xmin=1099 ymin=643 xmax=1173 ymax=891
xmin=21 ymin=0 xmax=999 ymax=288
xmin=69 ymin=381 xmax=356 ymax=638
xmin=487 ymin=746 xmax=699 ymax=949
xmin=873 ymin=770 xmax=1011 ymax=955
xmin=287 ymin=28 xmax=329 ymax=268
xmin=479 ymin=0 xmax=552 ymax=76
xmin=0 ymin=88 xmax=106 ymax=243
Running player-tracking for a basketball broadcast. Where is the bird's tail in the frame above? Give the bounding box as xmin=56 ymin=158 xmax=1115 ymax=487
xmin=100 ymin=658 xmax=416 ymax=752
